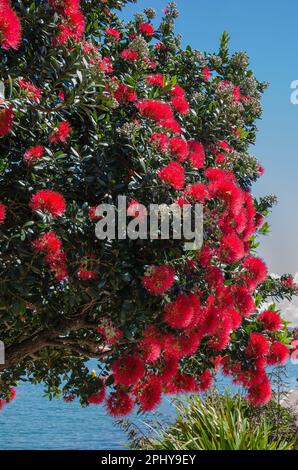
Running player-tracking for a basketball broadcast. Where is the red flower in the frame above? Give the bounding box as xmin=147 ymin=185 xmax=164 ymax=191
xmin=188 ymin=141 xmax=205 ymax=168
xmin=170 ymin=84 xmax=185 ymax=98
xmin=143 ymin=265 xmax=175 ymax=295
xmin=56 ymin=9 xmax=85 ymax=45
xmin=267 ymin=341 xmax=289 ymax=366
xmin=88 ymin=206 xmax=102 ymax=221
xmin=30 ymin=190 xmax=66 ymax=217
xmin=58 ymin=90 xmax=65 ymax=101
xmin=242 ymin=257 xmax=267 ymax=291
xmin=87 ymin=379 xmax=106 ymax=405
xmin=246 ymin=333 xmax=270 ymax=358
xmin=77 ymin=269 xmax=97 ymax=280
xmin=5 ymin=387 xmax=16 ymax=403
xmin=233 ymin=85 xmax=242 ymax=102
xmin=178 ymin=330 xmax=202 ymax=356
xmin=164 ymin=293 xmax=194 ymax=329
xmin=219 ymin=233 xmax=245 ymax=263
xmin=120 ymin=49 xmax=138 ymax=61
xmin=138 ymin=337 xmax=161 ymax=363
xmin=169 ymin=137 xmax=188 ymax=161
xmin=0 ymin=106 xmax=14 ymax=137
xmin=134 ymin=376 xmax=162 ymax=412
xmin=184 ymin=183 xmax=208 ymax=203
xmin=49 ymin=120 xmax=72 ymax=144
xmin=158 ymin=355 xmax=179 ymax=383
xmin=114 ymin=83 xmax=137 ymax=103
xmin=105 ymin=27 xmax=121 ymax=42
xmin=98 ymin=56 xmax=113 ymax=73
xmin=18 ymin=79 xmax=41 ymax=102
xmin=77 ymin=254 xmax=98 ymax=280
xmin=259 ymin=310 xmax=282 ymax=332
xmin=23 ymin=145 xmax=44 ymax=165
xmin=106 ymin=390 xmax=134 ymax=417
xmin=197 ymin=370 xmax=213 ymax=392
xmin=247 ymin=376 xmax=272 ymax=406
xmin=112 ymin=355 xmax=145 ymax=386
xmin=202 ymin=66 xmax=211 ymax=82
xmin=32 ymin=232 xmax=62 ymax=255
xmin=0 ymin=202 xmax=6 ymax=224
xmin=0 ymin=1 xmax=22 ymax=50
xmin=97 ymin=322 xmax=122 ymax=345
xmin=151 ymin=132 xmax=168 ymax=151
xmin=217 ymin=140 xmax=233 ymax=153
xmin=157 ymin=161 xmax=185 ymax=190
xmin=197 ymin=245 xmax=213 ymax=268
xmin=136 ymin=99 xmax=173 ymax=122
xmin=171 ymin=95 xmax=189 ymax=115
xmin=158 ymin=118 xmax=181 ymax=134
xmin=232 ymin=286 xmax=255 ymax=317
xmin=139 ymin=22 xmax=155 ymax=37
xmin=45 ymin=251 xmax=68 ymax=281
xmin=146 ymin=74 xmax=164 ymax=87
xmin=48 ymin=0 xmax=80 ymax=12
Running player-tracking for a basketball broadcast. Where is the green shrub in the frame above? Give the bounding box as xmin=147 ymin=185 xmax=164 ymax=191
xmin=130 ymin=393 xmax=297 ymax=450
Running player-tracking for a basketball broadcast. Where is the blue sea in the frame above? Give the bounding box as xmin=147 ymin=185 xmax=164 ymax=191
xmin=1 ymin=362 xmax=297 ymax=450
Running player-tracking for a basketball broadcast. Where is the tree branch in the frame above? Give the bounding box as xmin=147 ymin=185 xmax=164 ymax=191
xmin=0 ymin=318 xmax=104 ymax=370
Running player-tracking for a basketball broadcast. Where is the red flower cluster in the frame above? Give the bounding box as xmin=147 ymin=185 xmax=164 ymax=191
xmin=259 ymin=310 xmax=282 ymax=332
xmin=105 ymin=27 xmax=121 ymax=42
xmin=136 ymin=99 xmax=173 ymax=121
xmin=120 ymin=48 xmax=138 ymax=62
xmin=30 ymin=189 xmax=66 ymax=217
xmin=18 ymin=79 xmax=41 ymax=102
xmin=143 ymin=265 xmax=175 ymax=295
xmin=246 ymin=333 xmax=270 ymax=358
xmin=0 ymin=202 xmax=6 ymax=224
xmin=134 ymin=375 xmax=162 ymax=412
xmin=33 ymin=231 xmax=68 ymax=281
xmin=169 ymin=137 xmax=188 ymax=161
xmin=49 ymin=120 xmax=72 ymax=144
xmin=146 ymin=74 xmax=164 ymax=87
xmin=138 ymin=22 xmax=155 ymax=37
xmin=202 ymin=66 xmax=211 ymax=82
xmin=157 ymin=161 xmax=185 ymax=189
xmin=136 ymin=98 xmax=181 ymax=134
xmin=77 ymin=254 xmax=98 ymax=280
xmin=106 ymin=389 xmax=134 ymax=417
xmin=0 ymin=387 xmax=17 ymax=413
xmin=0 ymin=0 xmax=22 ymax=50
xmin=164 ymin=293 xmax=196 ymax=329
xmin=23 ymin=145 xmax=44 ymax=165
xmin=169 ymin=84 xmax=190 ymax=115
xmin=32 ymin=231 xmax=62 ymax=255
xmin=49 ymin=0 xmax=85 ymax=45
xmin=97 ymin=321 xmax=122 ymax=345
xmin=112 ymin=355 xmax=145 ymax=386
xmin=0 ymin=106 xmax=14 ymax=137
xmin=87 ymin=378 xmax=106 ymax=405
xmin=267 ymin=341 xmax=289 ymax=366
xmin=114 ymin=83 xmax=137 ymax=103
xmin=188 ymin=141 xmax=205 ymax=168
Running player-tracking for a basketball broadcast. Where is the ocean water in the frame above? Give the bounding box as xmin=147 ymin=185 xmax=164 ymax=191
xmin=1 ymin=362 xmax=297 ymax=450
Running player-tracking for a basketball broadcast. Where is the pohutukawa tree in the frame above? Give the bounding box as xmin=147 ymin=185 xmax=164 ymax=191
xmin=0 ymin=0 xmax=296 ymax=416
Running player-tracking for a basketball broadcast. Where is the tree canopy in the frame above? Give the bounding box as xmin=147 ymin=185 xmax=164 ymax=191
xmin=0 ymin=0 xmax=296 ymax=416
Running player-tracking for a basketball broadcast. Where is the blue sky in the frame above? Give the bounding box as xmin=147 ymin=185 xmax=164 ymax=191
xmin=121 ymin=0 xmax=298 ymax=275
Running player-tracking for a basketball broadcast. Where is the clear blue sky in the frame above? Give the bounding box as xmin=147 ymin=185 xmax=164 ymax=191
xmin=121 ymin=0 xmax=298 ymax=275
